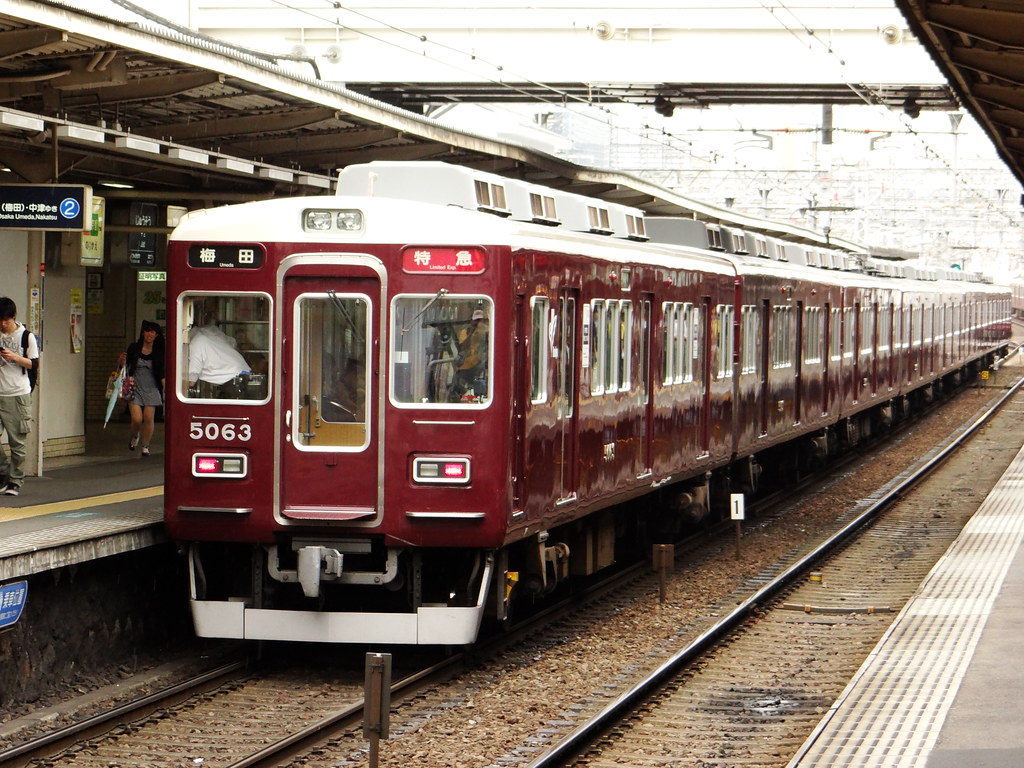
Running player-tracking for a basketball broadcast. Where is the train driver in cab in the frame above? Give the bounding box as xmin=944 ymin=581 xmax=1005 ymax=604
xmin=187 ymin=320 xmax=250 ymax=398
xmin=450 ymin=307 xmax=489 ymax=401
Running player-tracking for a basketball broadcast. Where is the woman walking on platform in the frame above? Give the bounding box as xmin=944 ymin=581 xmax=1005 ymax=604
xmin=119 ymin=320 xmax=165 ymax=457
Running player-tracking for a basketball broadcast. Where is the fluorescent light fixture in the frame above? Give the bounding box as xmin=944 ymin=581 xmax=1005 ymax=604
xmin=55 ymin=124 xmax=106 ymax=144
xmin=258 ymin=166 xmax=293 ymax=182
xmin=166 ymin=146 xmax=209 ymax=165
xmin=99 ymin=180 xmax=134 ymax=189
xmin=297 ymin=174 xmax=331 ymax=189
xmin=215 ymin=157 xmax=254 ymax=174
xmin=115 ymin=135 xmax=160 ymax=154
xmin=0 ymin=111 xmax=44 ymax=132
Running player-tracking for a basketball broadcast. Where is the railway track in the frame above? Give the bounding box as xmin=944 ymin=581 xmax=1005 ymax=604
xmin=528 ymin=366 xmax=1024 ymax=768
xmin=2 ymin=362 xmax=1020 ymax=768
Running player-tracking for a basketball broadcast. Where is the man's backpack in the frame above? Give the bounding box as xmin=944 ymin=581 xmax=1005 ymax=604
xmin=20 ymin=328 xmax=37 ymax=393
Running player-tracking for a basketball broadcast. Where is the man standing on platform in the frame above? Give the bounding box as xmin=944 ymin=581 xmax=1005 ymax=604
xmin=0 ymin=297 xmax=39 ymax=496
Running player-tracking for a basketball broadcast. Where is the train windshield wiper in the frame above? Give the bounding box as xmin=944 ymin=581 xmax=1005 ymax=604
xmin=401 ymin=288 xmax=448 ymax=334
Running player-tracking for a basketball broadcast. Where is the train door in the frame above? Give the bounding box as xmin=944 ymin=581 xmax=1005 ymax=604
xmin=639 ymin=294 xmax=654 ymax=475
xmin=794 ymin=301 xmax=804 ymax=424
xmin=279 ymin=263 xmax=381 ymax=520
xmin=852 ymin=302 xmax=862 ymax=403
xmin=555 ymin=290 xmax=579 ymax=502
xmin=699 ymin=297 xmax=712 ymax=456
xmin=512 ymin=294 xmax=526 ymax=515
xmin=872 ymin=303 xmax=880 ymax=397
xmin=822 ymin=303 xmax=831 ymax=415
xmin=759 ymin=300 xmax=770 ymax=435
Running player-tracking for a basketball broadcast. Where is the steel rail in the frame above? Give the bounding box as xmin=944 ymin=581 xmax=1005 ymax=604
xmin=0 ymin=660 xmax=252 ymax=768
xmin=523 ymin=369 xmax=1024 ymax=768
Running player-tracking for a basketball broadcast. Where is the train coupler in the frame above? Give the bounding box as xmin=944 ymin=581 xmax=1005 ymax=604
xmin=297 ymin=546 xmax=343 ymax=598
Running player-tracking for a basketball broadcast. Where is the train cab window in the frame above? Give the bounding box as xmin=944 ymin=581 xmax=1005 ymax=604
xmin=179 ymin=293 xmax=271 ymax=402
xmin=390 ymin=294 xmax=492 ymax=407
xmin=293 ymin=293 xmax=370 ymax=450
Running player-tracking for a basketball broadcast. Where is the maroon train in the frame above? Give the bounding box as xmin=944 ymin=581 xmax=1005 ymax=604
xmin=164 ymin=161 xmax=1012 ymax=645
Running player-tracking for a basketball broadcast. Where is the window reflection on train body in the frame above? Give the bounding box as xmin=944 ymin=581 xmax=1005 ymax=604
xmin=392 ymin=295 xmax=492 ymax=406
xmin=180 ymin=293 xmax=270 ymax=401
xmin=295 ymin=293 xmax=370 ymax=450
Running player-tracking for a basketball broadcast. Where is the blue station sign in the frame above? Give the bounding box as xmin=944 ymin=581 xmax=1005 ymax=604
xmin=0 ymin=580 xmax=28 ymax=630
xmin=0 ymin=184 xmax=92 ymax=230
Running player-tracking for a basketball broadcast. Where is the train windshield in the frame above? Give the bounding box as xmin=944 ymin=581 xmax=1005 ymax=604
xmin=391 ymin=294 xmax=492 ymax=406
xmin=178 ymin=293 xmax=271 ymax=402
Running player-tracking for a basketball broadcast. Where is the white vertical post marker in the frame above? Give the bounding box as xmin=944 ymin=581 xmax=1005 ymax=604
xmin=730 ymin=493 xmax=745 ymax=559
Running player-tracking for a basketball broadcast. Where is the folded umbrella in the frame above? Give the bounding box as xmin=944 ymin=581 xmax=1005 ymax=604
xmin=103 ymin=366 xmax=124 ymax=428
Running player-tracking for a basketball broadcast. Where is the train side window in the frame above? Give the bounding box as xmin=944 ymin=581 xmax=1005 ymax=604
xmin=804 ymin=307 xmax=823 ymax=365
xmin=715 ymin=304 xmax=734 ymax=379
xmin=604 ymin=299 xmax=619 ymax=392
xmin=681 ymin=303 xmax=696 ymax=383
xmin=829 ymin=308 xmax=843 ymax=361
xmin=741 ymin=305 xmax=759 ymax=374
xmin=771 ymin=306 xmax=793 ymax=369
xmin=530 ymin=296 xmax=550 ymax=404
xmin=860 ymin=306 xmax=875 ymax=355
xmin=618 ymin=300 xmax=633 ymax=392
xmin=590 ymin=300 xmax=606 ymax=396
xmin=390 ymin=294 xmax=492 ymax=407
xmin=661 ymin=302 xmax=676 ymax=386
xmin=179 ymin=292 xmax=271 ymax=402
xmin=877 ymin=305 xmax=892 ymax=353
xmin=842 ymin=307 xmax=855 ymax=359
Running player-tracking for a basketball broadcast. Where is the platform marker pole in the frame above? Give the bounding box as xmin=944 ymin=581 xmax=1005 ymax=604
xmin=730 ymin=493 xmax=746 ymax=559
xmin=364 ymin=652 xmax=392 ymax=768
xmin=653 ymin=544 xmax=673 ymax=603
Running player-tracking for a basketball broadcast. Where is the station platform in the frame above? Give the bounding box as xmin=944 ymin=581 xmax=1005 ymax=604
xmin=788 ymin=432 xmax=1024 ymax=767
xmin=0 ymin=421 xmax=165 ymax=582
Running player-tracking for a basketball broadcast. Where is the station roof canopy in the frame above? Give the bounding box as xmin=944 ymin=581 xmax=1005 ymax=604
xmin=895 ymin=0 xmax=1024 ymax=188
xmin=0 ymin=3 xmax=956 ymax=201
xmin=0 ymin=0 xmax=1005 ymax=254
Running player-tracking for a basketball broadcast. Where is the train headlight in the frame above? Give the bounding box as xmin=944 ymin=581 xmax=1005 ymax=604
xmin=304 ymin=210 xmax=333 ymax=231
xmin=192 ymin=452 xmax=248 ymax=478
xmin=336 ymin=210 xmax=363 ymax=231
xmin=413 ymin=456 xmax=471 ymax=485
xmin=302 ymin=208 xmax=364 ymax=233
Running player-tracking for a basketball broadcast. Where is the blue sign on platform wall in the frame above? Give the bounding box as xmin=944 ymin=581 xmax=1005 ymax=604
xmin=0 ymin=580 xmax=28 ymax=630
xmin=0 ymin=184 xmax=91 ymax=230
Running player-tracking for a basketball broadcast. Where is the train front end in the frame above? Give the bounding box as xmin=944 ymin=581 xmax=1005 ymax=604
xmin=164 ymin=195 xmax=510 ymax=645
